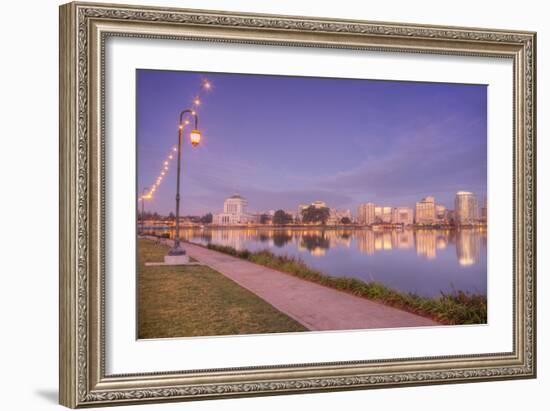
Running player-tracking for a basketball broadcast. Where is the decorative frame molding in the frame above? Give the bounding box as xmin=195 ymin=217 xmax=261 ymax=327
xmin=59 ymin=2 xmax=536 ymax=408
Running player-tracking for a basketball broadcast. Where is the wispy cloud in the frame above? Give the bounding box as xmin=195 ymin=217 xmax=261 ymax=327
xmin=138 ymin=70 xmax=487 ymax=215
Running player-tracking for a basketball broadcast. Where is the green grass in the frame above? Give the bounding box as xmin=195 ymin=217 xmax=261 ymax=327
xmin=137 ymin=239 xmax=307 ymax=338
xmin=206 ymin=244 xmax=487 ymax=325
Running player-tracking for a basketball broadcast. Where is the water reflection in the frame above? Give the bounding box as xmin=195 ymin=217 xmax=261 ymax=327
xmin=146 ymin=227 xmax=486 ymax=266
xmin=273 ymin=232 xmax=292 ymax=248
xmin=299 ymin=234 xmax=331 ymax=255
xmin=143 ymin=226 xmax=486 ymax=297
xmin=456 ymin=229 xmax=481 ymax=266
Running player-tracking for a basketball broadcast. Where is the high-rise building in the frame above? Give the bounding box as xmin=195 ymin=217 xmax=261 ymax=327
xmin=382 ymin=207 xmax=392 ymax=223
xmin=357 ymin=203 xmax=376 ymax=225
xmin=435 ymin=205 xmax=447 ymax=222
xmin=481 ymin=196 xmax=488 ymax=223
xmin=391 ymin=207 xmax=414 ymax=225
xmin=455 ymin=191 xmax=479 ymax=225
xmin=374 ymin=206 xmax=392 ymax=223
xmin=415 ymin=196 xmax=436 ymax=224
xmin=223 ymin=194 xmax=247 ymax=215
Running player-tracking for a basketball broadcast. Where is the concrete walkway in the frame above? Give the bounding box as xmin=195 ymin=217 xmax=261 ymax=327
xmin=177 ymin=241 xmax=438 ymax=331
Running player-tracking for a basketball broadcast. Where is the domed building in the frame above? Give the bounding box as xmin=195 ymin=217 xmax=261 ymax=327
xmin=213 ymin=194 xmax=260 ymax=225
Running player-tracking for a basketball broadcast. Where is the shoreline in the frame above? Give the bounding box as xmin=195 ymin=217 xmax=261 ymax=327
xmin=202 ymin=242 xmax=487 ymax=325
xmin=141 ymin=223 xmax=487 ymax=230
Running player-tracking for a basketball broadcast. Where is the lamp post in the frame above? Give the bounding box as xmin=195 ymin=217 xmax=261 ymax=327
xmin=166 ymin=109 xmax=202 ymax=261
xmin=139 ymin=187 xmax=150 ymax=235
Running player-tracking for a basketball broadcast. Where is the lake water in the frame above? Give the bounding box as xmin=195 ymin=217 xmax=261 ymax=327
xmin=146 ymin=227 xmax=487 ymax=298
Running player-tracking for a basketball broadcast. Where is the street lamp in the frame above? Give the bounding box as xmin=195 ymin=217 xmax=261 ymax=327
xmin=139 ymin=187 xmax=150 ymax=235
xmin=166 ymin=109 xmax=202 ymax=262
xmin=190 ymin=129 xmax=201 ymax=146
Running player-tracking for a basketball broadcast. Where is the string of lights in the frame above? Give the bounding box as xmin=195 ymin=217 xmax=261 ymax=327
xmin=139 ymin=78 xmax=212 ymax=202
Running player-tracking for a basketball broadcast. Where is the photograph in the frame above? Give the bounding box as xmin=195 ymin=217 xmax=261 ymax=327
xmin=136 ymin=69 xmax=488 ymax=339
xmin=57 ymin=2 xmax=537 ymax=406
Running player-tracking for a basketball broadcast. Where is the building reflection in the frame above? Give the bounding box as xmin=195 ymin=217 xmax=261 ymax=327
xmin=158 ymin=227 xmax=485 ymax=265
xmin=356 ymin=230 xmax=376 ymax=254
xmin=396 ymin=230 xmax=414 ymax=249
xmin=455 ymin=229 xmax=482 ymax=266
xmin=356 ymin=230 xmax=414 ymax=254
xmin=415 ymin=230 xmax=438 ymax=259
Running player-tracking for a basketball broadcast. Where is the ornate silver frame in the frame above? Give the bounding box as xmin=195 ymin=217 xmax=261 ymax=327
xmin=59 ymin=1 xmax=536 ymax=408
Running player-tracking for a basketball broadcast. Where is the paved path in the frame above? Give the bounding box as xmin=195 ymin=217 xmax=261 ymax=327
xmin=178 ymin=242 xmax=438 ymax=331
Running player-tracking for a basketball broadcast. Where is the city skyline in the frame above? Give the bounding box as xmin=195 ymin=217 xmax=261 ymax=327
xmin=137 ymin=70 xmax=487 ymax=216
xmin=141 ymin=190 xmax=483 ymax=227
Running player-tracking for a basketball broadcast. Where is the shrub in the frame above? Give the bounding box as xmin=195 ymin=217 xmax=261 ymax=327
xmin=206 ymin=243 xmax=487 ymax=325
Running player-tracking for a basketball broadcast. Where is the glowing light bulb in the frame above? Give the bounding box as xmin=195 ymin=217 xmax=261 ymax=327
xmin=190 ymin=129 xmax=202 ymax=147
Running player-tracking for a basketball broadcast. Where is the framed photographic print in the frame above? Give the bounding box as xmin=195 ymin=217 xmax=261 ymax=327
xmin=59 ymin=1 xmax=537 ymax=408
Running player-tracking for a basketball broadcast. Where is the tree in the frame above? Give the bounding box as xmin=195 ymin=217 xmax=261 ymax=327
xmin=200 ymin=213 xmax=213 ymax=224
xmin=260 ymin=213 xmax=271 ymax=224
xmin=272 ymin=209 xmax=293 ymax=225
xmin=273 ymin=232 xmax=292 ymax=247
xmin=140 ymin=210 xmax=153 ymax=220
xmin=340 ymin=216 xmax=352 ymax=225
xmin=168 ymin=212 xmax=175 ymax=221
xmin=301 ymin=206 xmax=330 ymax=224
xmin=300 ymin=234 xmax=330 ymax=251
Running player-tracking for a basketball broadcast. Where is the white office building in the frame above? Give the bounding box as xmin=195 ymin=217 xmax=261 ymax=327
xmin=357 ymin=203 xmax=376 ymax=225
xmin=391 ymin=207 xmax=414 ymax=225
xmin=213 ymin=194 xmax=259 ymax=225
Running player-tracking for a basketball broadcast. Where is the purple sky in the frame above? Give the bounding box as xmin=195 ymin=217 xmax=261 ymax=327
xmin=137 ymin=69 xmax=487 ymax=216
